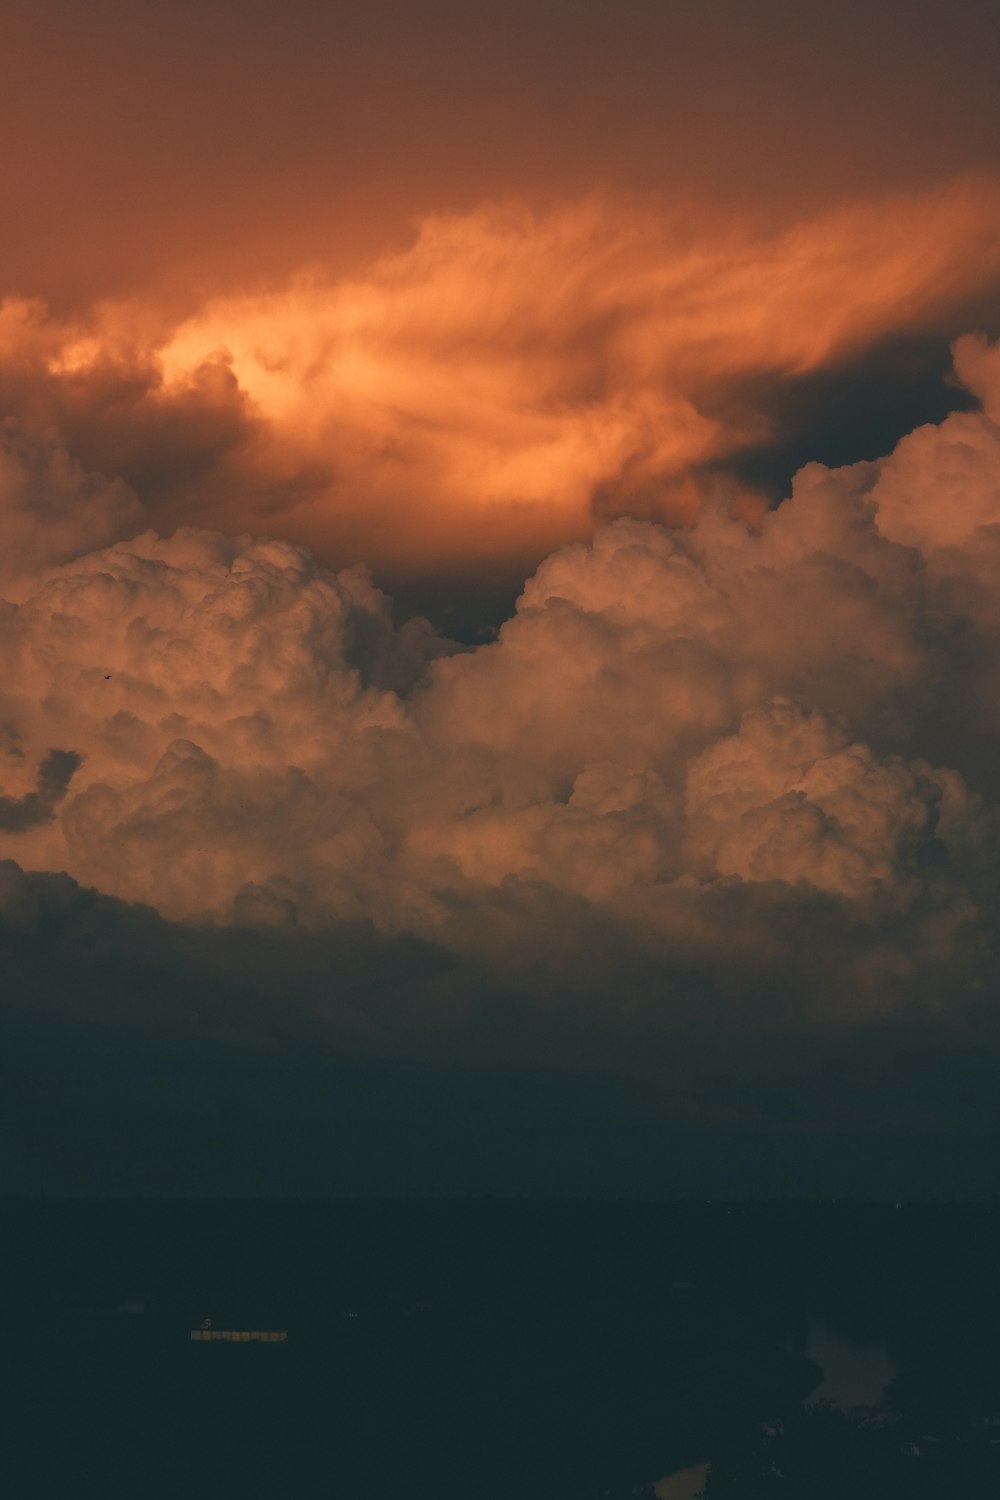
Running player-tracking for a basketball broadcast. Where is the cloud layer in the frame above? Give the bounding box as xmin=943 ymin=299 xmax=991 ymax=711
xmin=5 ymin=189 xmax=1000 ymax=1154
xmin=7 ymin=4 xmax=1000 ymax=1189
xmin=3 ymin=329 xmax=1000 ymax=1092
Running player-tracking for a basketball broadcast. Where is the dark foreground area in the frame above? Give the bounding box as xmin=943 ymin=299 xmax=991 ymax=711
xmin=4 ymin=1200 xmax=1000 ymax=1498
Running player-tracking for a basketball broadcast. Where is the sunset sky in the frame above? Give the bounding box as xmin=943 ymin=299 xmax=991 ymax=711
xmin=5 ymin=0 xmax=1000 ymax=1194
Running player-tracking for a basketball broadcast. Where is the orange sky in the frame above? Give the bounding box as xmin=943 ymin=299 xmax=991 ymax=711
xmin=5 ymin=0 xmax=1000 ymax=311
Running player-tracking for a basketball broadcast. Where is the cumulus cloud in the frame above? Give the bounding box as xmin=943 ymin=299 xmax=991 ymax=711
xmin=683 ymin=705 xmax=952 ymax=902
xmin=1 ymin=332 xmax=999 ymax=1012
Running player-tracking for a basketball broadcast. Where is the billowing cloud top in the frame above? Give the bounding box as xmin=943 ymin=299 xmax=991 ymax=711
xmin=3 ymin=322 xmax=1000 ymax=1098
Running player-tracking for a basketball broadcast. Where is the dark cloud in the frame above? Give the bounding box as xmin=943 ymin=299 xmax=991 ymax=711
xmin=719 ymin=330 xmax=989 ymax=505
xmin=0 ymin=749 xmax=81 ymax=833
xmin=3 ymin=857 xmax=1000 ymax=1194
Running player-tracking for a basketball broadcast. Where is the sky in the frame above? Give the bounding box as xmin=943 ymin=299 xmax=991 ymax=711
xmin=4 ymin=0 xmax=1000 ymax=1195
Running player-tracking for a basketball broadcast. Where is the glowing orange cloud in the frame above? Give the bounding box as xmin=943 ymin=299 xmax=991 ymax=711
xmin=5 ymin=177 xmax=1000 ymax=578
